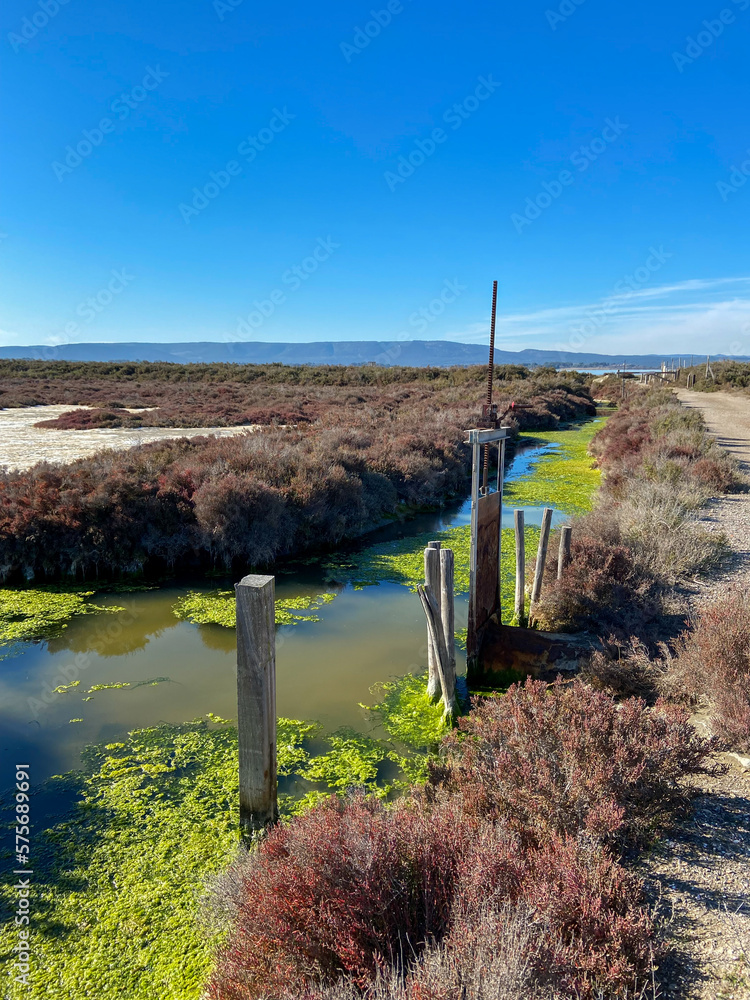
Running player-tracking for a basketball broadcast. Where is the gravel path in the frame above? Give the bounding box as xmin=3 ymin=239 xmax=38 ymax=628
xmin=642 ymin=390 xmax=750 ymax=999
xmin=0 ymin=405 xmax=256 ymax=472
xmin=674 ymin=389 xmax=750 ymax=600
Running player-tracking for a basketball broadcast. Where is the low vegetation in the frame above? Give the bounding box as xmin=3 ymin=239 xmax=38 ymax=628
xmin=0 ymin=362 xmax=595 ymax=584
xmin=678 ymin=359 xmax=750 ymax=393
xmin=534 ymin=389 xmax=741 ymax=640
xmin=205 ymin=679 xmax=719 ymax=1000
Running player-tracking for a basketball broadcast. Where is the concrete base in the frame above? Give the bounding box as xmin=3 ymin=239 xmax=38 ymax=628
xmin=468 ymin=617 xmax=599 ymax=689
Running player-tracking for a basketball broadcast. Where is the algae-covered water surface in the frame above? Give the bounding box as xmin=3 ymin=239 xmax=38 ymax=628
xmin=0 ymin=414 xmax=607 ymax=1000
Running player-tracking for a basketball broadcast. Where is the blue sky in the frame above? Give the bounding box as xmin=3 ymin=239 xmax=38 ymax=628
xmin=1 ymin=0 xmax=749 ymax=355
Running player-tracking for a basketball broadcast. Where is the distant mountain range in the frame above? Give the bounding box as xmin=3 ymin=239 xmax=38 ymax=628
xmin=0 ymin=341 xmax=743 ymax=368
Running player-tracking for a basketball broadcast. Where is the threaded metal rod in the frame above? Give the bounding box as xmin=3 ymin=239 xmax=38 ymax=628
xmin=482 ymin=280 xmax=498 ymax=493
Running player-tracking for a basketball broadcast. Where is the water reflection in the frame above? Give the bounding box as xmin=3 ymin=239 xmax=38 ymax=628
xmin=0 ymin=438 xmax=557 ymax=783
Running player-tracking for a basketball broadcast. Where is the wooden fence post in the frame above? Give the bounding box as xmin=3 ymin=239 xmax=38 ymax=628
xmin=235 ymin=574 xmax=278 ymax=839
xmin=557 ymin=525 xmax=572 ymax=580
xmin=439 ymin=547 xmax=456 ymax=707
xmin=530 ymin=507 xmax=553 ymax=610
xmin=514 ymin=509 xmax=525 ymax=626
xmin=425 ymin=544 xmax=442 ymax=701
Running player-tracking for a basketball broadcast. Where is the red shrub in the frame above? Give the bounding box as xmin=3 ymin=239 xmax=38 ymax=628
xmin=205 ymin=796 xmax=468 ymax=999
xmin=430 ymin=678 xmax=718 ymax=849
xmin=34 ymin=407 xmax=128 ymax=429
xmin=669 ymin=591 xmax=750 ymax=747
xmin=457 ymin=830 xmax=653 ymax=997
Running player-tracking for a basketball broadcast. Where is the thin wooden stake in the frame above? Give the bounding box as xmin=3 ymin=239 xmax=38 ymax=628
xmin=530 ymin=507 xmax=553 ymax=608
xmin=557 ymin=525 xmax=572 ymax=580
xmin=417 ymin=582 xmax=457 ymax=718
xmin=514 ymin=509 xmax=525 ymax=626
xmin=424 ymin=546 xmax=442 ymax=701
xmin=235 ymin=574 xmax=278 ymax=840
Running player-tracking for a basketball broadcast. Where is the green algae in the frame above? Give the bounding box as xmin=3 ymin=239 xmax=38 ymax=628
xmin=326 ymin=415 xmax=605 ymax=623
xmin=0 ymin=716 xmax=328 ymax=1000
xmin=328 ymin=523 xmax=539 ymax=624
xmin=361 ymin=671 xmax=448 ymax=750
xmin=0 ymin=587 xmax=126 ymax=650
xmin=52 ymin=679 xmax=80 ymax=694
xmin=299 ymin=729 xmax=388 ymax=793
xmin=505 ymin=417 xmax=608 ymax=515
xmin=172 ymin=590 xmax=336 ymax=628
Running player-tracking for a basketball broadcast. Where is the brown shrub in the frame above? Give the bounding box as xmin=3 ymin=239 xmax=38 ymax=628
xmin=667 ymin=591 xmax=750 ymax=748
xmin=534 ymin=531 xmax=659 ymax=638
xmin=429 ymin=678 xmax=719 ymax=850
xmin=582 ymin=637 xmax=667 ymax=700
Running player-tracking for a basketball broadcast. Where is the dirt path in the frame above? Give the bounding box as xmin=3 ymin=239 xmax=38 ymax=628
xmin=675 ymin=389 xmax=750 ymax=471
xmin=674 ymin=389 xmax=750 ymax=599
xmin=641 ymin=389 xmax=750 ymax=999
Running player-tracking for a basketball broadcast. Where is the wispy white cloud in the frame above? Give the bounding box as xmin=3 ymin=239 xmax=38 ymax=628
xmin=448 ymin=277 xmax=750 ymax=356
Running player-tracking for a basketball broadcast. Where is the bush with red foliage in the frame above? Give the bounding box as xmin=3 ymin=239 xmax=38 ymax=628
xmin=206 ymin=678 xmax=722 ymax=999
xmin=429 ymin=678 xmax=719 ymax=850
xmin=206 ymin=796 xmax=655 ymax=1000
xmin=34 ymin=407 xmax=129 ymax=429
xmin=205 ymin=796 xmax=468 ymax=999
xmin=458 ymin=831 xmax=654 ymax=997
xmin=207 ymin=800 xmax=658 ymax=1000
xmin=668 ymin=591 xmax=750 ymax=748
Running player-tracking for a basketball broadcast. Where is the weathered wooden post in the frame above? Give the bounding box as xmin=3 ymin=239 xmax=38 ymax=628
xmin=417 ymin=577 xmax=457 ymax=719
xmin=530 ymin=507 xmax=553 ymax=611
xmin=235 ymin=574 xmax=278 ymax=839
xmin=425 ymin=543 xmax=442 ymax=701
xmin=514 ymin=509 xmax=525 ymax=626
xmin=439 ymin=547 xmax=456 ymax=704
xmin=557 ymin=525 xmax=572 ymax=580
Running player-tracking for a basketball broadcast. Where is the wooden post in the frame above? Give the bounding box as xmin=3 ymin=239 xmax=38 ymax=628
xmin=530 ymin=507 xmax=553 ymax=609
xmin=235 ymin=574 xmax=278 ymax=839
xmin=424 ymin=545 xmax=442 ymax=701
xmin=514 ymin=509 xmax=525 ymax=626
xmin=557 ymin=525 xmax=572 ymax=580
xmin=439 ymin=547 xmax=456 ymax=707
xmin=417 ymin=582 xmax=457 ymax=717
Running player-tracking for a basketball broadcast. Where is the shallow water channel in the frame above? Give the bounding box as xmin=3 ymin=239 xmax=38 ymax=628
xmin=0 ymin=426 xmax=598 ymax=784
